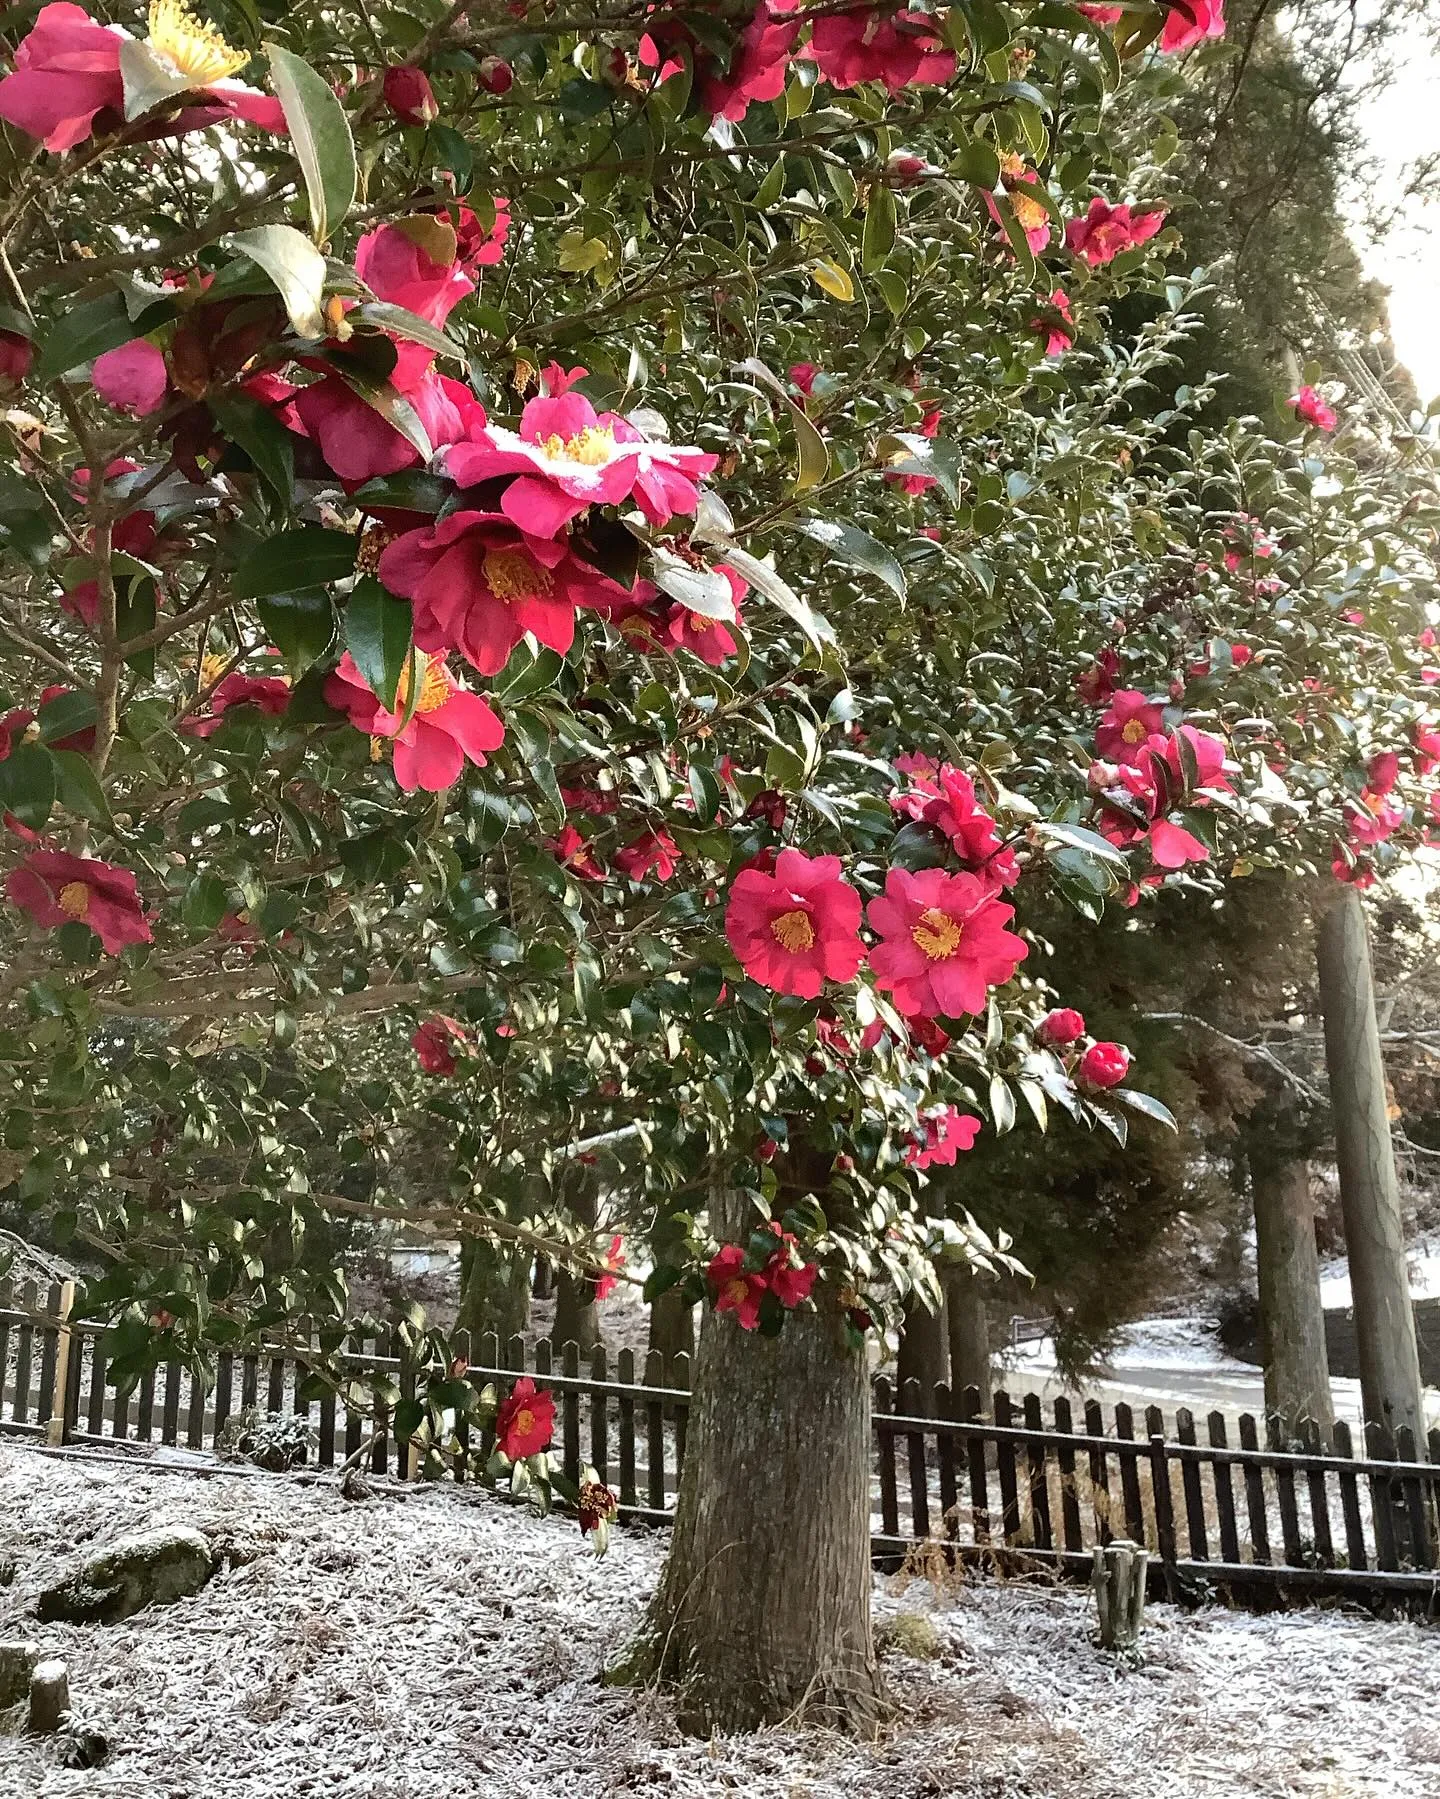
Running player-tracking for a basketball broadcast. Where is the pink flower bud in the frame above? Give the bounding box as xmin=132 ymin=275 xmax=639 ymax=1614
xmin=1038 ymin=1007 xmax=1086 ymax=1047
xmin=384 ymin=66 xmax=438 ymax=126
xmin=1079 ymin=1041 xmax=1130 ymax=1088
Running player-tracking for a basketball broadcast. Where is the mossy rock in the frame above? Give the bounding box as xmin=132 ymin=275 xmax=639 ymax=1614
xmin=875 ymin=1613 xmax=941 ymax=1660
xmin=36 ymin=1526 xmax=215 ymax=1625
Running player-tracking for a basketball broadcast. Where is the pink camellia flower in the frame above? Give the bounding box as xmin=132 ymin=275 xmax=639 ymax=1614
xmin=1230 ymin=643 xmax=1253 ymax=667
xmin=898 ymin=764 xmax=1020 ymax=890
xmin=5 ymin=848 xmax=151 ymax=954
xmin=698 ymin=0 xmax=799 ymax=121
xmin=180 ymin=670 xmax=290 ymax=738
xmin=324 ymin=649 xmax=503 ymax=792
xmin=594 ymin=1234 xmax=626 ymax=1301
xmin=1077 ymin=646 xmax=1121 ymax=705
xmin=0 ymin=707 xmax=36 ymax=760
xmin=725 ymin=847 xmax=864 ymax=999
xmin=614 ymin=829 xmax=679 ymax=883
xmin=0 ymin=331 xmax=32 ymax=384
xmin=789 ymin=362 xmax=818 ymax=396
xmin=383 ymin=64 xmax=437 ymax=125
xmin=662 ymin=566 xmax=746 ymax=666
xmin=1331 ymin=847 xmax=1376 ymax=889
xmin=551 ymin=822 xmax=606 ymax=880
xmin=1290 ymin=384 xmax=1337 ymax=432
xmin=72 ymin=459 xmax=158 ymax=559
xmin=905 ymin=1105 xmax=982 ymax=1170
xmin=1076 ymin=4 xmax=1123 ymax=21
xmin=445 ymin=390 xmax=717 ymax=540
xmin=985 ymin=154 xmax=1051 ymax=254
xmin=355 ymin=218 xmax=474 ymax=329
xmin=1096 ymin=690 xmax=1164 ymax=764
xmin=1347 ymin=794 xmax=1402 ymax=847
xmin=1157 ymin=724 xmax=1232 ymax=795
xmin=1411 ymin=724 xmax=1440 ymax=775
xmin=1065 ymin=197 xmax=1166 ymax=267
xmin=91 ymin=340 xmax=167 ymax=417
xmin=1419 ymin=627 xmax=1437 ymax=650
xmin=868 ymin=866 xmax=1028 ymax=1020
xmin=1160 ymin=0 xmax=1225 ymax=54
xmin=412 ymin=1014 xmax=468 ymax=1075
xmin=494 ymin=1376 xmax=555 ymax=1459
xmin=0 ymin=1 xmax=286 ymax=153
xmin=289 ymin=367 xmax=485 ymax=487
xmin=708 ymin=1244 xmax=768 ymax=1330
xmin=377 ymin=510 xmax=628 ymax=678
xmin=809 ymin=6 xmax=956 ymax=92
xmin=761 ymin=1222 xmax=818 ymax=1307
xmin=1078 ymin=1040 xmax=1130 ymax=1088
xmin=1031 ymin=289 xmax=1074 ymax=356
xmin=1038 ymin=1007 xmax=1086 ymax=1046
xmin=886 ymin=406 xmax=941 ymax=497
xmin=1366 ymin=750 xmax=1401 ymax=796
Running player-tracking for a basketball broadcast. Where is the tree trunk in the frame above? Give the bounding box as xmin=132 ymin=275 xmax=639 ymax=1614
xmin=1252 ymin=1153 xmax=1333 ymax=1437
xmin=637 ymin=1186 xmax=884 ymax=1734
xmin=896 ymin=1291 xmax=947 ymax=1411
xmin=551 ymin=1268 xmax=601 ymax=1355
xmin=648 ymin=1284 xmax=695 ymax=1370
xmin=455 ymin=1239 xmax=530 ymax=1344
xmin=1316 ymin=888 xmax=1425 ymax=1441
xmin=531 ymin=1257 xmax=554 ymax=1301
xmin=943 ymin=1263 xmax=992 ymax=1410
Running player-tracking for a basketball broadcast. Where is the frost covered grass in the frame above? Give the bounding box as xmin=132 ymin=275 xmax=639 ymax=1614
xmin=0 ymin=1440 xmax=1436 ymax=1798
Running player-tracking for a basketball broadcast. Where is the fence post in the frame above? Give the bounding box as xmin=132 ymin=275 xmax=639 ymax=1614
xmin=42 ymin=1281 xmax=75 ymax=1448
xmin=1147 ymin=1434 xmax=1178 ymax=1601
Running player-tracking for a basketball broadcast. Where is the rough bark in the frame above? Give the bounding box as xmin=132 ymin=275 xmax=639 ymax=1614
xmin=1316 ymin=888 xmax=1426 ymax=1441
xmin=637 ymin=1185 xmax=884 ymax=1734
xmin=896 ymin=1291 xmax=948 ymax=1410
xmin=551 ymin=1268 xmax=601 ymax=1355
xmin=942 ymin=1263 xmax=992 ymax=1409
xmin=1251 ymin=1153 xmax=1333 ymax=1437
xmin=455 ymin=1240 xmax=531 ymax=1344
xmin=647 ymin=1284 xmax=696 ymax=1369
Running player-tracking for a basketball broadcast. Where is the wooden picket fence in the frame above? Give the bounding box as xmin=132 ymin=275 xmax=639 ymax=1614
xmin=3 ymin=1280 xmax=1438 ymax=1605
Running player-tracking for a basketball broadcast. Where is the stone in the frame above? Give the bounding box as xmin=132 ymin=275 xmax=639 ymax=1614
xmin=28 ymin=1658 xmax=68 ymax=1733
xmin=0 ymin=1641 xmax=38 ymax=1709
xmin=36 ymin=1525 xmax=215 ymax=1626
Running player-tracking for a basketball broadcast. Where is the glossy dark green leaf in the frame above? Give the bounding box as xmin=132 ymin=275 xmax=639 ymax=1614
xmin=346 ymin=575 xmax=413 ymax=713
xmin=268 ymin=44 xmax=356 ymax=246
xmin=234 ymin=527 xmax=357 ymax=600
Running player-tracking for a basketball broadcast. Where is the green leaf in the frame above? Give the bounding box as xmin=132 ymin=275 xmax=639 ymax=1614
xmin=118 ymin=36 xmax=192 ymax=120
xmin=352 ymin=471 xmax=451 ymax=514
xmin=346 ymin=576 xmax=412 ymax=712
xmin=1034 ymin=820 xmax=1129 ymax=866
xmin=356 ymin=302 xmax=465 ymax=364
xmin=256 ymin=591 xmax=336 ymax=677
xmin=267 ymin=44 xmax=356 ymax=247
xmin=1111 ymin=1088 xmax=1178 ymax=1131
xmin=226 ymin=225 xmax=329 ymax=340
xmin=181 ymin=871 xmax=229 ymax=932
xmin=51 ymin=750 xmax=110 ymax=825
xmin=950 ymin=135 xmax=1001 ymax=189
xmin=211 ymin=395 xmax=295 ymax=506
xmin=34 ymin=291 xmax=172 ymax=385
xmin=36 ymin=689 xmax=96 ymax=746
xmin=335 ymin=365 xmax=434 ymax=462
xmin=719 ymin=546 xmax=827 ymax=654
xmin=738 ymin=357 xmax=829 ymax=493
xmin=862 ymin=182 xmax=897 ymax=274
xmin=233 ymin=527 xmax=357 ymax=600
xmin=989 ymin=1074 xmax=1016 ymax=1134
xmin=794 ymin=517 xmax=905 ymax=600
xmin=0 ymin=742 xmax=54 ymax=831
xmin=649 ymin=552 xmax=736 ymax=620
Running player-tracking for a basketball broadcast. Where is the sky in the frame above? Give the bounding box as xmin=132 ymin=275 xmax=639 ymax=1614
xmin=1347 ymin=18 xmax=1440 ymax=408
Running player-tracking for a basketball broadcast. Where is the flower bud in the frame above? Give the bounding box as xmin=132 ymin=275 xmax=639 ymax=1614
xmin=384 ymin=66 xmax=438 ymax=126
xmin=478 ymin=55 xmax=513 ymax=94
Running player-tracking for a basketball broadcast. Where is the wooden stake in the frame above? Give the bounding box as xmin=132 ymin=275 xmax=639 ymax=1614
xmin=43 ymin=1280 xmax=75 ymax=1448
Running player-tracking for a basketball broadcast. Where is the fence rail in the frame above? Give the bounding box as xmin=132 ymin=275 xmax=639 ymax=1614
xmin=2 ymin=1282 xmax=1437 ymax=1605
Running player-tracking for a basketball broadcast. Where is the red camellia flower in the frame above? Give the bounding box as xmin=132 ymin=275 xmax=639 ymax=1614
xmin=1076 ymin=4 xmax=1122 ymax=21
xmin=905 ymin=1105 xmax=982 ymax=1169
xmin=1332 ymin=847 xmax=1377 ymax=889
xmin=0 ymin=0 xmax=286 ymax=153
xmin=0 ymin=331 xmax=33 ymax=384
xmin=1290 ymin=384 xmax=1337 ymax=432
xmin=1411 ymin=724 xmax=1440 ymax=775
xmin=662 ymin=566 xmax=747 ymax=666
xmin=886 ymin=406 xmax=941 ymax=496
xmin=763 ymin=1223 xmax=818 ymax=1307
xmin=0 ymin=707 xmax=36 ymax=759
xmin=789 ymin=362 xmax=818 ymax=396
xmin=867 ymin=867 xmax=1028 ymax=1019
xmin=324 ymin=651 xmax=504 ymax=792
xmin=1096 ymin=689 xmax=1165 ymax=764
xmin=1038 ymin=1007 xmax=1086 ymax=1046
xmin=594 ymin=1234 xmax=626 ymax=1301
xmin=1065 ymin=197 xmax=1166 ymax=266
xmin=1031 ymin=289 xmax=1074 ymax=356
xmin=579 ymin=1478 xmax=619 ymax=1534
xmin=494 ymin=1376 xmax=555 ymax=1459
xmin=378 ymin=510 xmax=628 ymax=677
xmin=288 ymin=367 xmax=485 ymax=488
xmin=614 ymin=829 xmax=679 ymax=883
xmin=355 ymin=218 xmax=474 ymax=329
xmin=91 ymin=340 xmax=167 ymax=417
xmin=1366 ymin=750 xmax=1401 ymax=796
xmin=1078 ymin=1040 xmax=1131 ymax=1088
xmin=1077 ymin=646 xmax=1121 ymax=705
xmin=412 ymin=1014 xmax=469 ymax=1075
xmin=1347 ymin=794 xmax=1402 ymax=847
xmin=707 ymin=1244 xmax=767 ymax=1330
xmin=1160 ymin=0 xmax=1226 ymax=54
xmin=809 ymin=5 xmax=956 ymax=92
xmin=551 ymin=823 xmax=606 ymax=880
xmin=894 ymin=763 xmax=1020 ymax=890
xmin=180 ymin=670 xmax=290 ymax=738
xmin=985 ymin=153 xmax=1051 ymax=255
xmin=698 ymin=0 xmax=799 ymax=121
xmin=445 ymin=389 xmax=718 ymax=539
xmin=5 ymin=848 xmax=151 ymax=954
xmin=383 ymin=64 xmax=437 ymax=125
xmin=724 ymin=847 xmax=864 ymax=999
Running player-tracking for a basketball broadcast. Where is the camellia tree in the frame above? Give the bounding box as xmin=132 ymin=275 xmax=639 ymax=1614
xmin=0 ymin=0 xmax=1438 ymax=1736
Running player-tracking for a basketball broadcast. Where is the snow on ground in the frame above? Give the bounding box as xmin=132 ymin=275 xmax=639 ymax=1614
xmin=0 ymin=1442 xmax=1437 ymax=1799
xmin=1319 ymin=1241 xmax=1440 ymax=1310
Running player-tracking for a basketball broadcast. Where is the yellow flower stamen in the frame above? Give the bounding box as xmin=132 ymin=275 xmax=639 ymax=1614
xmin=483 ymin=548 xmax=553 ymax=603
xmin=57 ymin=880 xmax=91 ymax=920
xmin=394 ymin=650 xmax=452 ymax=717
xmin=911 ymin=906 xmax=962 ymax=960
xmin=513 ymin=1407 xmax=535 ymax=1437
xmin=540 ymin=426 xmax=616 ymax=467
xmin=146 ymin=0 xmax=248 ymax=84
xmin=200 ymin=651 xmax=229 ymax=687
xmin=771 ymin=908 xmax=815 ymax=953
xmin=1121 ymin=718 xmax=1148 ymax=744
